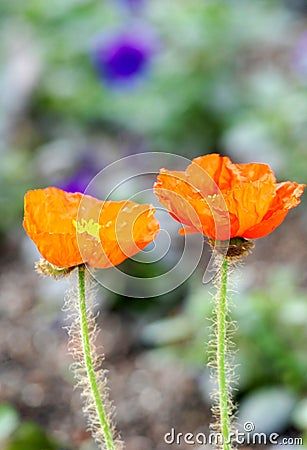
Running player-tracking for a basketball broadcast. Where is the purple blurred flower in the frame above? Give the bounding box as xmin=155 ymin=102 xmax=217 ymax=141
xmin=92 ymin=29 xmax=154 ymax=87
xmin=116 ymin=0 xmax=145 ymax=12
xmin=292 ymin=31 xmax=307 ymax=77
xmin=58 ymin=157 xmax=97 ymax=194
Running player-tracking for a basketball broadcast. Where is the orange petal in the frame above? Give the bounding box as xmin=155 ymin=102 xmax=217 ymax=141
xmin=87 ymin=201 xmax=160 ymax=268
xmin=155 ymin=165 xmax=233 ymax=240
xmin=178 ymin=225 xmax=199 ymax=236
xmin=23 ymin=187 xmax=84 ymax=267
xmin=236 ymin=162 xmax=276 ymax=184
xmin=155 ymin=169 xmax=202 ymax=201
xmin=24 ymin=187 xmax=160 ymax=269
xmin=243 ymin=182 xmax=305 ymax=239
xmin=188 ymin=153 xmax=242 ymax=192
xmin=243 ymin=210 xmax=289 ymax=239
xmin=274 ymin=181 xmax=306 ymax=209
xmin=186 ymin=197 xmax=232 ymax=240
xmin=154 ymin=169 xmax=203 ymax=231
xmin=30 ymin=232 xmax=84 ymax=267
xmin=223 ymin=177 xmax=276 ymax=237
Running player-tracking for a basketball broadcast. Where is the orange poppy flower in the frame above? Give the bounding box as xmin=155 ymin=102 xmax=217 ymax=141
xmin=23 ymin=187 xmax=160 ymax=269
xmin=154 ymin=153 xmax=305 ymax=241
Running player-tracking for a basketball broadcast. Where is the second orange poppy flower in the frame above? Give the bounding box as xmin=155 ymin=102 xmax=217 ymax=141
xmin=154 ymin=153 xmax=305 ymax=241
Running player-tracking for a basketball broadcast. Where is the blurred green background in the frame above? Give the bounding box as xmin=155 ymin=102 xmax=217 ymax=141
xmin=1 ymin=0 xmax=307 ymax=449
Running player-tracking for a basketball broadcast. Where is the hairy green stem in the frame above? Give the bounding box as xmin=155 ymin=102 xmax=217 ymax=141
xmin=78 ymin=265 xmax=115 ymax=450
xmin=216 ymin=258 xmax=231 ymax=450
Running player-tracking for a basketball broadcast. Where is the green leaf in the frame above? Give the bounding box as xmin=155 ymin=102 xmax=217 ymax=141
xmin=6 ymin=422 xmax=58 ymax=450
xmin=0 ymin=404 xmax=19 ymax=441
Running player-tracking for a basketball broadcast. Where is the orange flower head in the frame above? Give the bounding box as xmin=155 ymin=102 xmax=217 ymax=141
xmin=23 ymin=187 xmax=160 ymax=269
xmin=154 ymin=153 xmax=305 ymax=244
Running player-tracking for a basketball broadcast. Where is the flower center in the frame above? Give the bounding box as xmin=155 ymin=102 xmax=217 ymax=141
xmin=209 ymin=237 xmax=255 ymax=260
xmin=73 ymin=219 xmax=101 ymax=240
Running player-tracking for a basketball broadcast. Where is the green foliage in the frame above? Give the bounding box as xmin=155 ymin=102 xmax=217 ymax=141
xmin=142 ymin=267 xmax=307 ymax=394
xmin=0 ymin=404 xmax=61 ymax=450
xmin=141 ymin=273 xmax=213 ymax=363
xmin=0 ymin=152 xmax=33 ymax=234
xmin=5 ymin=422 xmax=59 ymax=450
xmin=235 ymin=267 xmax=307 ymax=393
xmin=0 ymin=404 xmax=19 ymax=441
